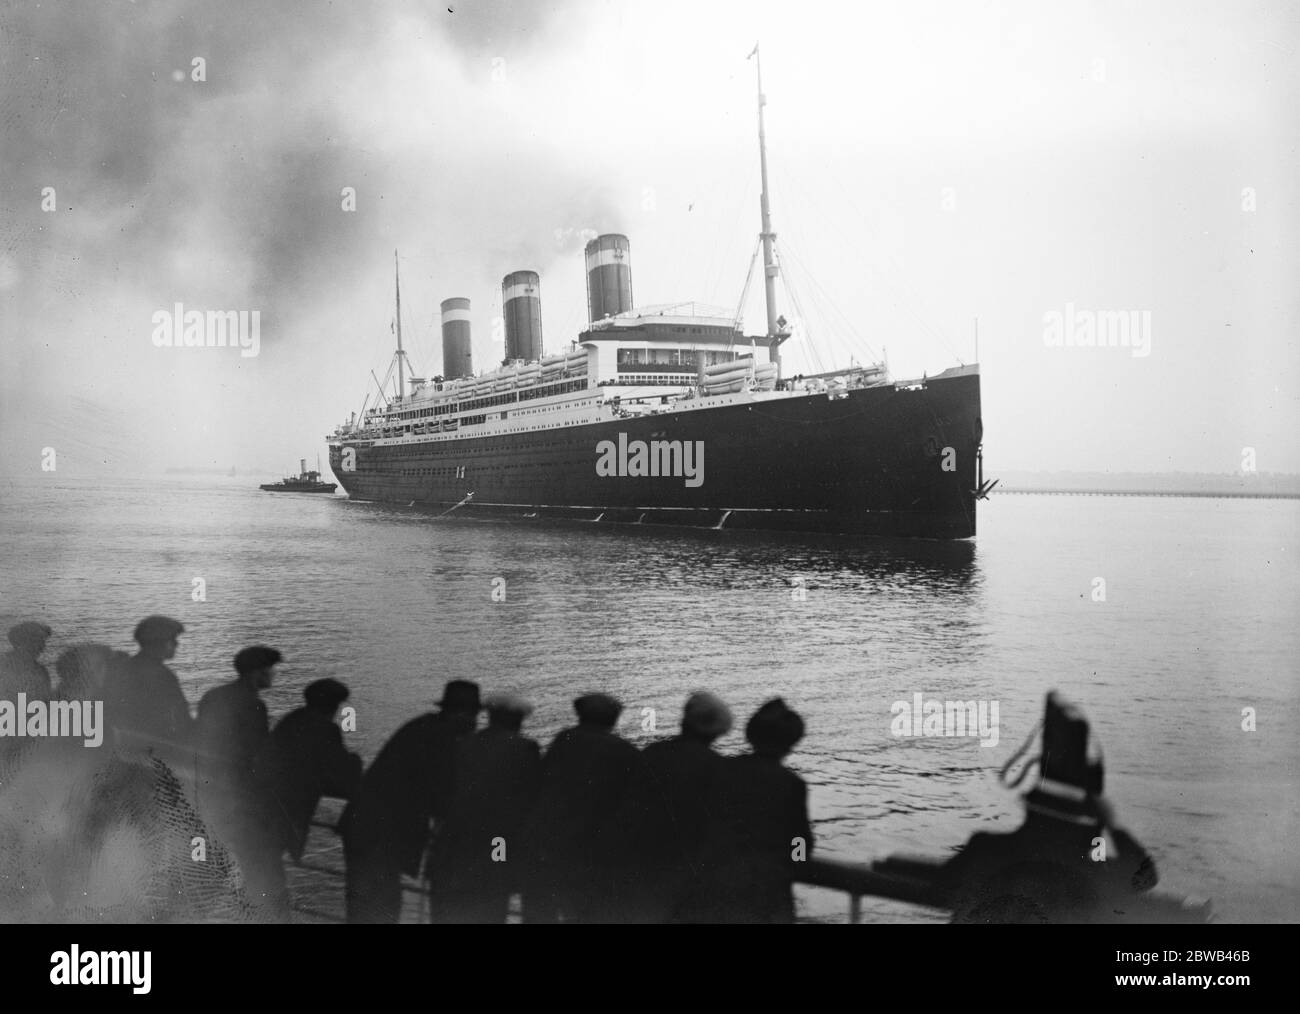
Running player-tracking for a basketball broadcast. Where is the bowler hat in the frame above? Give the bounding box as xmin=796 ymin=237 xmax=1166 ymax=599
xmin=745 ymin=697 xmax=805 ymax=754
xmin=438 ymin=680 xmax=482 ymax=712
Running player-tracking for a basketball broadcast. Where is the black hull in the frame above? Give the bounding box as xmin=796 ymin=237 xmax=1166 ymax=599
xmin=329 ymin=372 xmax=981 ymax=539
xmin=260 ymin=484 xmax=339 ymax=493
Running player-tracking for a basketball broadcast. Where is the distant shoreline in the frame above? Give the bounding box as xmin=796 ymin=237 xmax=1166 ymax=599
xmin=995 ymin=488 xmax=1300 ymax=500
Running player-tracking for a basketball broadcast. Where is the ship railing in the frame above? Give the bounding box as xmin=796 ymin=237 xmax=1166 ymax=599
xmin=294 ymin=815 xmax=902 ymax=924
xmin=292 ymin=806 xmax=924 ymax=924
xmin=290 ymin=813 xmax=1211 ymax=924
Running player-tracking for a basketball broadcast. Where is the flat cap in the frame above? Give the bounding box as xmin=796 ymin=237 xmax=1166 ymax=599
xmin=234 ymin=645 xmax=283 ymax=675
xmin=304 ymin=677 xmax=349 ymax=709
xmin=574 ymin=692 xmax=623 ymax=727
xmin=484 ymin=692 xmax=534 ymax=718
xmin=682 ymin=691 xmax=733 ymax=739
xmin=133 ymin=615 xmax=184 ymax=644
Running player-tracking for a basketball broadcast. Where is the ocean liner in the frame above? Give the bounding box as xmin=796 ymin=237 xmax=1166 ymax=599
xmin=327 ymin=52 xmax=988 ymax=539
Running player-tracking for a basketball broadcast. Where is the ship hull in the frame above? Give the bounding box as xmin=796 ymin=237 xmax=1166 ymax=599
xmin=329 ymin=370 xmax=981 ymax=539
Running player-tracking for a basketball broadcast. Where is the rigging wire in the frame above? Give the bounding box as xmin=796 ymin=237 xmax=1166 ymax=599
xmin=702 ymin=155 xmax=757 ymax=305
xmin=817 ymin=164 xmax=966 ymax=366
xmin=395 ymin=253 xmax=427 ymax=382
xmin=772 ymin=152 xmax=965 ymax=367
xmin=775 ymin=247 xmax=827 ymax=375
xmin=732 ymin=236 xmax=763 ymax=338
xmin=767 ymin=161 xmax=883 ymax=367
xmin=777 ymin=236 xmax=881 ymax=365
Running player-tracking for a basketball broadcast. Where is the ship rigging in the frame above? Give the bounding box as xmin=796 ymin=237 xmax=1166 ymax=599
xmin=326 ymin=47 xmax=985 ymax=539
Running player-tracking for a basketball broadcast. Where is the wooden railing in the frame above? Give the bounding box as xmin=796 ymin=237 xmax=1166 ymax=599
xmin=294 ymin=818 xmax=1211 ymax=925
xmin=795 ymin=854 xmax=1211 ymax=924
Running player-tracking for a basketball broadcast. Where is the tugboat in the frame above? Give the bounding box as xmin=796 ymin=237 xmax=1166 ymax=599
xmin=260 ymin=457 xmax=339 ymax=494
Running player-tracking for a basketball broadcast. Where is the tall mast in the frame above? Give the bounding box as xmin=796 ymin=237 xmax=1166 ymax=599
xmin=394 ymin=250 xmax=405 ymax=404
xmin=751 ymin=43 xmax=781 ymax=370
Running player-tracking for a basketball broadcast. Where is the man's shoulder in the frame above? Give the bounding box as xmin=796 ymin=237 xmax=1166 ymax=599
xmin=652 ymin=735 xmax=718 ymax=756
xmin=198 ymin=681 xmax=258 ymax=716
xmin=110 ymin=653 xmax=144 ymax=675
xmin=641 ymin=736 xmax=679 ymax=757
xmin=197 ymin=683 xmax=225 ymax=708
xmin=380 ymin=711 xmax=442 ymax=750
xmin=642 ymin=735 xmax=713 ymax=768
xmin=116 ymin=655 xmax=180 ymax=687
xmin=275 ymin=707 xmax=336 ymax=737
xmin=586 ymin=728 xmax=639 ymax=760
xmin=728 ymin=753 xmax=805 ymax=787
xmin=488 ymin=727 xmax=539 ymax=749
xmin=543 ymin=725 xmax=580 ymax=754
xmin=468 ymin=727 xmax=540 ymax=758
xmin=273 ymin=705 xmax=308 ymax=733
xmin=0 ymin=652 xmax=44 ymax=680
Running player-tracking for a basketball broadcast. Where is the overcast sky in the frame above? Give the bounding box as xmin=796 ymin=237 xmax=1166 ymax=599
xmin=1 ymin=0 xmax=1296 ymax=478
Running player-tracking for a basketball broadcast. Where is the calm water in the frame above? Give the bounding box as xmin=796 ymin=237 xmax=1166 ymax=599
xmin=1 ymin=476 xmax=1297 ymax=922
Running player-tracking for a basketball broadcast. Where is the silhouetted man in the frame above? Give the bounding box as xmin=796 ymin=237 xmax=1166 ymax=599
xmin=430 ymin=692 xmax=541 ymax=923
xmin=525 ymin=693 xmax=642 ymax=923
xmin=0 ymin=621 xmax=52 ymax=703
xmin=694 ymin=698 xmax=813 ymax=923
xmin=939 ymin=692 xmax=1159 ymax=923
xmin=340 ymin=680 xmax=481 ymax=924
xmin=612 ymin=691 xmax=734 ymax=922
xmin=272 ymin=678 xmax=362 ymax=862
xmin=103 ymin=616 xmax=193 ymax=757
xmin=54 ymin=643 xmax=124 ymax=702
xmin=195 ymin=645 xmax=288 ymax=920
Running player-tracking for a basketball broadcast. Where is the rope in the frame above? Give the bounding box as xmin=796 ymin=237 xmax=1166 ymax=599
xmin=778 ymin=238 xmax=880 ymax=365
xmin=999 ymin=720 xmax=1044 ymax=790
xmin=732 ymin=236 xmax=763 ymax=342
xmin=776 ymin=246 xmax=826 ymax=374
xmin=773 ymin=153 xmax=965 ymax=367
xmin=768 ymin=163 xmax=880 ymax=367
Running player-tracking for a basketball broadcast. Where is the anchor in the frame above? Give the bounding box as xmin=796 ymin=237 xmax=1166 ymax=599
xmin=435 ymin=491 xmax=475 ymax=518
xmin=973 ymin=443 xmax=998 ymax=500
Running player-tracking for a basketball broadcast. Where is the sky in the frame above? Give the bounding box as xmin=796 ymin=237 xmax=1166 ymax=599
xmin=1 ymin=0 xmax=1297 ymax=479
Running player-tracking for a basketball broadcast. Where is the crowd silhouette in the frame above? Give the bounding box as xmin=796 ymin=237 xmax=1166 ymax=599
xmin=0 ymin=616 xmax=1165 ymax=924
